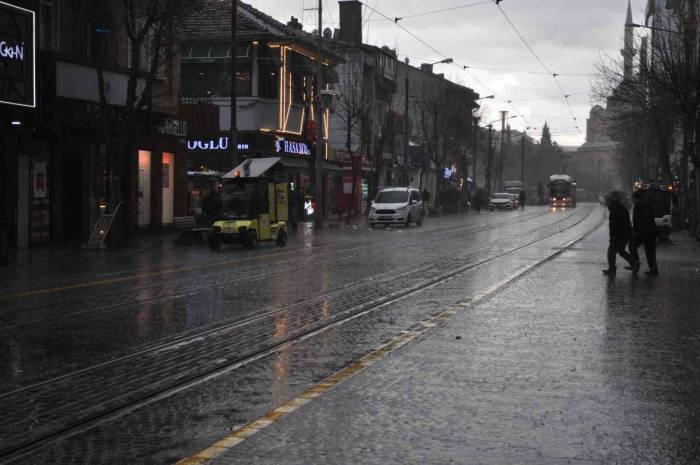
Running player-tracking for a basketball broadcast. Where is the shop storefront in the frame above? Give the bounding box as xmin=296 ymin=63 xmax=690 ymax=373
xmin=133 ymin=115 xmax=189 ymax=229
xmin=0 ymin=0 xmax=36 ymax=261
xmin=184 ymin=131 xmax=343 ymax=221
xmin=335 ymin=149 xmax=371 ymax=216
xmin=32 ymin=93 xmax=190 ymax=243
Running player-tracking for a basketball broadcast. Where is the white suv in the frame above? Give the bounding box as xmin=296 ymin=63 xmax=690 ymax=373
xmin=369 ymin=187 xmax=424 ymax=228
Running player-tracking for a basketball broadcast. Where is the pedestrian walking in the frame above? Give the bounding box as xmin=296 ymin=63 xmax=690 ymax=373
xmin=627 ymin=191 xmax=659 ymax=275
xmin=201 ymin=182 xmax=222 ymax=225
xmin=603 ymin=190 xmax=638 ymax=276
xmin=518 ymin=190 xmax=526 ymax=209
xmin=474 ymin=189 xmax=482 ymax=214
xmin=289 ymin=186 xmax=299 ymax=232
xmin=422 ymin=188 xmax=431 ymax=213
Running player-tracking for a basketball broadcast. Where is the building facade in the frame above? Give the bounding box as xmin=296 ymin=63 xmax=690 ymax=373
xmin=180 ymin=0 xmax=343 ymax=221
xmin=1 ymin=0 xmax=191 ymax=262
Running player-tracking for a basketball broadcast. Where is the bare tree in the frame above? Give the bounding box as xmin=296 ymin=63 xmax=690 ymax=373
xmin=334 ymin=52 xmax=372 ymax=217
xmin=594 ymin=1 xmax=700 ymax=233
xmin=415 ymin=80 xmax=472 ymax=209
xmin=365 ymin=99 xmax=396 ymax=201
xmin=88 ymin=0 xmax=199 ymax=241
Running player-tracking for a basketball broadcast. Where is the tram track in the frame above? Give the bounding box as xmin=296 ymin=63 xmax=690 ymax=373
xmin=0 ymin=209 xmax=551 ymax=328
xmin=0 ymin=206 xmax=598 ymax=462
xmin=0 ymin=209 xmax=550 ymax=301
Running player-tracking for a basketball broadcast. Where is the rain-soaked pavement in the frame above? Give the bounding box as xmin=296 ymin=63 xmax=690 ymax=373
xmin=1 ymin=204 xmax=699 ymax=464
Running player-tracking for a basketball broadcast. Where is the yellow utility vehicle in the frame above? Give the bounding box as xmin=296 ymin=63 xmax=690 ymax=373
xmin=208 ymin=158 xmax=288 ymax=250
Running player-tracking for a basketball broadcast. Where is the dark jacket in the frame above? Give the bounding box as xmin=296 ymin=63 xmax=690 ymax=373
xmin=608 ymin=201 xmax=632 ymax=241
xmin=519 ymin=191 xmax=526 ymax=204
xmin=632 ymin=200 xmax=656 ymax=239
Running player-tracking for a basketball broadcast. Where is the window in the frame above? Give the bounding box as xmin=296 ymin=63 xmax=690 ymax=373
xmin=90 ymin=21 xmax=117 ymax=64
xmin=258 ymin=45 xmax=279 ymax=99
xmin=181 ymin=62 xmax=252 ymax=98
xmin=375 ymin=191 xmax=408 ymax=203
xmin=181 ymin=43 xmax=253 ymax=97
xmin=289 ymin=51 xmax=313 ymax=104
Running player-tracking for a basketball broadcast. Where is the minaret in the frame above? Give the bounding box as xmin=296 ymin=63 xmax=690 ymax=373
xmin=622 ymin=0 xmax=635 ymax=80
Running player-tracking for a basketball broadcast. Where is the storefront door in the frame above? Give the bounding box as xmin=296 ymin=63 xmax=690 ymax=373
xmin=138 ymin=150 xmax=151 ymax=226
xmin=162 ymin=152 xmax=174 ymax=225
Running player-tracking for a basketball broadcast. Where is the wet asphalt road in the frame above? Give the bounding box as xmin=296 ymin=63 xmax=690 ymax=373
xmin=1 ymin=204 xmax=697 ymax=464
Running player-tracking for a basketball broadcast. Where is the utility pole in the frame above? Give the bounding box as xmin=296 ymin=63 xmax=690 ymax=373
xmin=498 ymin=110 xmax=507 ymax=192
xmin=433 ymin=106 xmax=439 ymax=208
xmin=404 ymin=76 xmax=409 ymax=186
xmin=229 ymin=0 xmax=239 ymax=168
xmin=486 ymin=124 xmax=493 ymax=193
xmin=314 ymin=0 xmax=324 ymax=229
xmin=521 ymin=129 xmax=525 ymax=184
xmin=472 ymin=117 xmax=478 ymax=189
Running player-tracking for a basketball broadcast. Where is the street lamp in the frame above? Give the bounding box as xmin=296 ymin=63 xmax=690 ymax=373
xmin=430 ymin=58 xmax=453 ymax=65
xmin=626 ymin=22 xmax=680 ymax=35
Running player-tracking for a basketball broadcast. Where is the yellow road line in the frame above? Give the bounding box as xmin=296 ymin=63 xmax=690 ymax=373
xmin=173 ymin=210 xmax=602 ymax=464
xmin=174 ymin=307 xmax=460 ymax=465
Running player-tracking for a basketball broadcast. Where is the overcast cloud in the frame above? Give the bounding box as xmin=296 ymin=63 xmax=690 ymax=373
xmin=249 ymin=0 xmax=647 ymax=146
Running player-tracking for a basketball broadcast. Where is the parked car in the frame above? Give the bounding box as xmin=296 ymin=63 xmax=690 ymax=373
xmin=489 ymin=193 xmax=515 ymax=211
xmin=368 ymin=187 xmax=424 ymax=228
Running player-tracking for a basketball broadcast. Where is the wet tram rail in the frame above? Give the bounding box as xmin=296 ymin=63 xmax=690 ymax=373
xmin=0 ymin=206 xmax=597 ymax=462
xmin=0 ymin=209 xmax=553 ymax=331
xmin=0 ymin=208 xmax=551 ymax=300
xmin=0 ymin=209 xmax=557 ymax=390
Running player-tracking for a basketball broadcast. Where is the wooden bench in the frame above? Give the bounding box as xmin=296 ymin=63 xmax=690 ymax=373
xmin=174 ymin=216 xmax=211 ymax=243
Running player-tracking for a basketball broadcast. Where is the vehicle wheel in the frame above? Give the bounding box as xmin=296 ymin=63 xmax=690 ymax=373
xmin=244 ymin=230 xmax=258 ymax=249
xmin=416 ymin=214 xmax=423 ymax=226
xmin=405 ymin=214 xmax=412 ymax=228
xmin=208 ymin=232 xmax=221 ymax=250
xmin=276 ymin=229 xmax=288 ymax=246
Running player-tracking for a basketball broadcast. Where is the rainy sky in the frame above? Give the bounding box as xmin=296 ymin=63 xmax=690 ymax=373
xmin=250 ymin=0 xmax=648 ymax=147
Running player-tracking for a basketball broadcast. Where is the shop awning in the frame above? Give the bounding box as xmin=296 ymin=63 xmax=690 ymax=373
xmin=277 ymin=157 xmax=344 ymax=174
xmin=222 ymin=156 xmax=344 ymax=178
xmin=222 ymin=157 xmax=281 ymax=178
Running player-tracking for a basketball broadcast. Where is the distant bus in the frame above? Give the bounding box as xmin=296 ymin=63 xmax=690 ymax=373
xmin=548 ymin=174 xmax=576 ymax=208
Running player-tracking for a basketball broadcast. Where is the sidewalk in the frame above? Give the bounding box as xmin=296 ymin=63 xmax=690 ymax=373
xmin=210 ymin=225 xmax=700 ymax=465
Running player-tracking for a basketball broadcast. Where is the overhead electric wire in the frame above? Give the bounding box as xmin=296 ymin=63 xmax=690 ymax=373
xmin=493 ymin=1 xmax=582 ymax=134
xmin=360 ymin=1 xmax=576 ymax=140
xmin=362 ymin=2 xmax=445 ymax=59
xmin=508 ymin=91 xmax=588 ymax=103
xmin=361 ymin=3 xmax=528 ymax=127
xmin=390 ymin=1 xmax=491 ymax=21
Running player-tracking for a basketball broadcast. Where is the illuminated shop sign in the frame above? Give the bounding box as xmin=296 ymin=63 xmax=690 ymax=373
xmin=0 ymin=1 xmax=36 ymax=108
xmin=186 ymin=134 xmax=311 ymax=156
xmin=156 ymin=118 xmax=188 ymax=137
xmin=274 ymin=136 xmax=311 ymax=156
xmin=186 ymin=137 xmax=250 ymax=151
xmin=0 ymin=40 xmax=23 ymax=60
